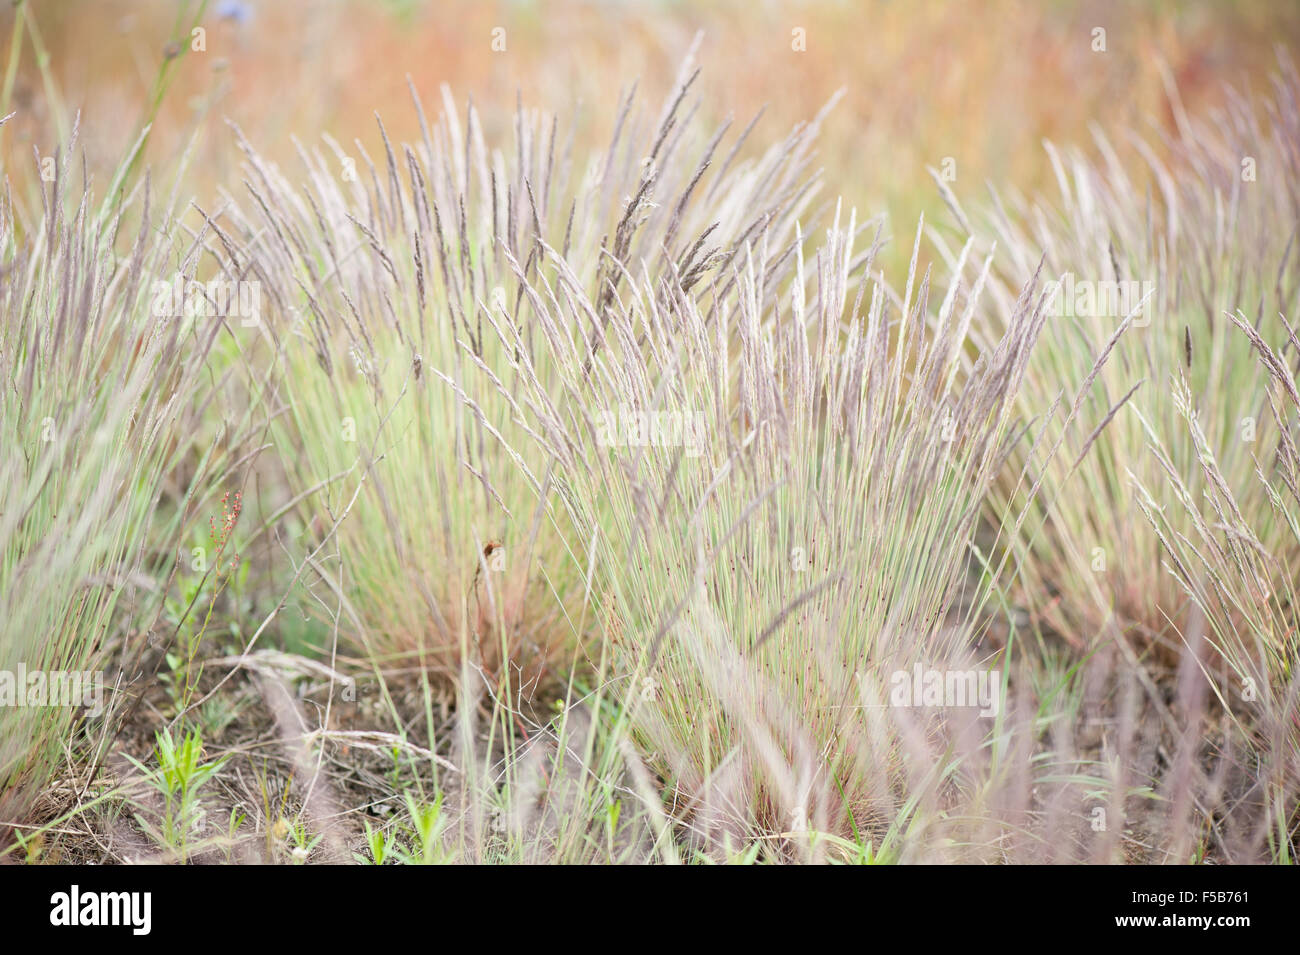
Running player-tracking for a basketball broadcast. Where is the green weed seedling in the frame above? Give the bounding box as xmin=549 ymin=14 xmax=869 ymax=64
xmin=125 ymin=726 xmax=228 ymax=862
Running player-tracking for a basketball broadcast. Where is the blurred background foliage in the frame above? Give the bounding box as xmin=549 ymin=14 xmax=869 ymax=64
xmin=3 ymin=0 xmax=1298 ymax=266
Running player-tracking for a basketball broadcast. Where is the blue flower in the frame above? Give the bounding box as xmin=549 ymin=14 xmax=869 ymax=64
xmin=215 ymin=0 xmax=253 ymax=25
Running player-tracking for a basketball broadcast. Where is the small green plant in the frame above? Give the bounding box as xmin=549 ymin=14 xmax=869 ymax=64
xmin=125 ymin=727 xmax=229 ymax=862
xmin=161 ymin=493 xmax=245 ymax=715
xmin=286 ymin=820 xmax=324 ymax=864
xmin=223 ymin=806 xmax=248 ymax=863
xmin=356 ymin=819 xmax=401 ymax=865
xmin=390 ymin=792 xmax=451 ymax=865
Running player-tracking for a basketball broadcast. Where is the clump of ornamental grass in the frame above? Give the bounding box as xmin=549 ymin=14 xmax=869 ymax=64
xmin=1134 ymin=313 xmax=1300 ymax=861
xmin=482 ymin=196 xmax=1174 ymax=859
xmin=205 ymin=44 xmax=845 ymax=694
xmin=0 ymin=119 xmax=265 ymax=846
xmin=931 ymin=56 xmax=1300 ymax=661
xmin=391 ymin=56 xmax=1169 ymax=856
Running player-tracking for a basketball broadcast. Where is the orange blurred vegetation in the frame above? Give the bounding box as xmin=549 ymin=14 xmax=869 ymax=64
xmin=3 ymin=0 xmax=1298 ymax=242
